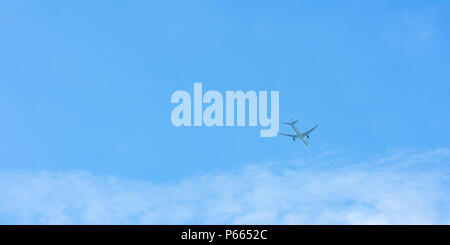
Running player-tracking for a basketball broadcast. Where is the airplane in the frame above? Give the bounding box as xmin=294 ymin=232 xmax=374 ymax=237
xmin=279 ymin=119 xmax=318 ymax=146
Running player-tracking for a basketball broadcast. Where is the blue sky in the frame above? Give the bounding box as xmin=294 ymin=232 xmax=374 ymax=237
xmin=1 ymin=1 xmax=450 ymax=224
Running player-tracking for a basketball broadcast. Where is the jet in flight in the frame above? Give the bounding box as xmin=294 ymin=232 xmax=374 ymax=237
xmin=279 ymin=119 xmax=318 ymax=146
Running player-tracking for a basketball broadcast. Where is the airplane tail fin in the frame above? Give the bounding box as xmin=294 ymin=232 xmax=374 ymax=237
xmin=283 ymin=120 xmax=298 ymax=125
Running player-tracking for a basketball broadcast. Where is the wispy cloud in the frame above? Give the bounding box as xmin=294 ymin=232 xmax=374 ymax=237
xmin=0 ymin=148 xmax=449 ymax=224
xmin=402 ymin=7 xmax=437 ymax=41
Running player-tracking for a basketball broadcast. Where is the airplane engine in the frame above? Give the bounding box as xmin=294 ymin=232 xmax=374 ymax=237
xmin=293 ymin=137 xmax=296 ymax=141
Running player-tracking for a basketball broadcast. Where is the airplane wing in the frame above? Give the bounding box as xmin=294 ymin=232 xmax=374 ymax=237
xmin=279 ymin=133 xmax=296 ymax=138
xmin=302 ymin=124 xmax=319 ymax=137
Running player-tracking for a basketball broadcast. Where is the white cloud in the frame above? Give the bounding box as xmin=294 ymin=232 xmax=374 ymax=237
xmin=402 ymin=7 xmax=437 ymax=41
xmin=0 ymin=148 xmax=449 ymax=224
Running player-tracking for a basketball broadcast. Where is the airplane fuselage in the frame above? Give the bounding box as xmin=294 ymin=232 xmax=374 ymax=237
xmin=289 ymin=125 xmax=309 ymax=146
